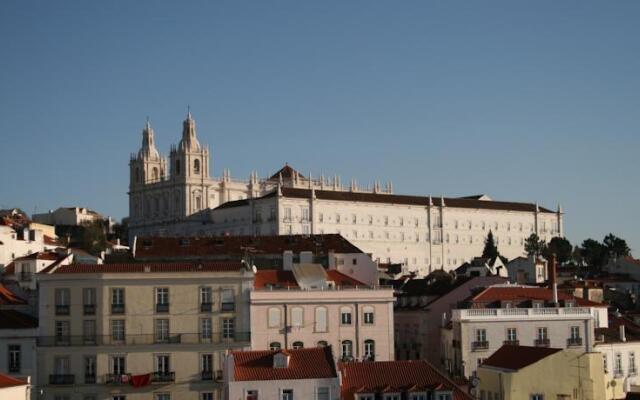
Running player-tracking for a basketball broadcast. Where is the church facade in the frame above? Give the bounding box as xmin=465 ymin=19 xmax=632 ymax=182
xmin=129 ymin=114 xmax=563 ymax=275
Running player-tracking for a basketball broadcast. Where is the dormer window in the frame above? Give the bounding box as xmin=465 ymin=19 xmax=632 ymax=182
xmin=273 ymin=352 xmax=289 ymax=368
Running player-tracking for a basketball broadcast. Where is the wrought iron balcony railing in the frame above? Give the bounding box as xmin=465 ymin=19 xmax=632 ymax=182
xmin=37 ymin=332 xmax=251 ymax=347
xmin=472 ymin=341 xmax=489 ymax=351
xmin=567 ymin=337 xmax=583 ymax=347
xmin=534 ymin=338 xmax=550 ymax=347
xmin=151 ymin=371 xmax=175 ymax=383
xmin=49 ymin=374 xmax=75 ymax=385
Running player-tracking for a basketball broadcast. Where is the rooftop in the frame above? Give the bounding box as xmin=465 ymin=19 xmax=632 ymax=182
xmin=254 ymin=268 xmax=365 ymax=290
xmin=39 ymin=261 xmax=246 ymax=275
xmin=468 ymin=285 xmax=604 ymax=308
xmin=231 ymin=346 xmax=337 ymax=381
xmin=0 ymin=310 xmax=38 ymax=329
xmin=0 ymin=283 xmax=26 ymax=305
xmin=340 ymin=360 xmax=471 ymax=400
xmin=481 ymin=345 xmax=562 ymax=371
xmin=0 ymin=373 xmax=28 ymax=388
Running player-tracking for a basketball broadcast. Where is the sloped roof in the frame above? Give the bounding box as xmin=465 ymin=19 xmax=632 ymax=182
xmin=595 ymin=313 xmax=640 ymax=344
xmin=40 ymin=261 xmax=245 ymax=274
xmin=0 ymin=310 xmax=38 ymax=329
xmin=0 ymin=373 xmax=28 ymax=388
xmin=481 ymin=345 xmax=562 ymax=371
xmin=135 ymin=234 xmax=364 ymax=259
xmin=231 ymin=346 xmax=337 ymax=381
xmin=340 ymin=360 xmax=471 ymax=400
xmin=470 ymin=285 xmax=605 ymax=307
xmin=12 ymin=251 xmax=60 ymax=261
xmin=254 ymin=269 xmax=365 ymax=289
xmin=268 ymin=164 xmax=305 ymax=180
xmin=0 ymin=283 xmax=26 ymax=305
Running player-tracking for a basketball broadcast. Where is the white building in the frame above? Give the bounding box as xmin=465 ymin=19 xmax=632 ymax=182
xmin=250 ymin=265 xmax=395 ymax=362
xmin=32 ymin=207 xmax=105 ymax=227
xmin=224 ymin=346 xmax=340 ymax=400
xmin=0 ymin=225 xmax=58 ymax=269
xmin=507 ymin=255 xmax=548 ymax=285
xmin=127 ymin=114 xmax=564 ymax=276
xmin=442 ymin=285 xmax=608 ymax=378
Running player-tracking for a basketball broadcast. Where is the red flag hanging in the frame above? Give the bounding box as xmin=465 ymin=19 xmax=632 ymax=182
xmin=130 ymin=373 xmax=151 ymax=388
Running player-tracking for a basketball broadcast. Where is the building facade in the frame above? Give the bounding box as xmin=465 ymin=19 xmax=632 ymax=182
xmin=127 ymin=115 xmax=563 ymax=276
xmin=36 ymin=262 xmax=253 ymax=400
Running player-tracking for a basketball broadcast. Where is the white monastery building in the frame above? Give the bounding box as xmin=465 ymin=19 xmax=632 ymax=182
xmin=128 ymin=113 xmax=564 ymax=275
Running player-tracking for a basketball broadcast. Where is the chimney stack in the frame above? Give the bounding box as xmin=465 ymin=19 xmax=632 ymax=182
xmin=620 ymin=325 xmax=627 ymax=342
xmin=549 ymin=254 xmax=558 ymax=305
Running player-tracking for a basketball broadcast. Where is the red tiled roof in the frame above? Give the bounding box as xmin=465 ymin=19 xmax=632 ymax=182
xmin=3 ymin=262 xmax=15 ymax=275
xmin=595 ymin=313 xmax=640 ymax=343
xmin=254 ymin=269 xmax=365 ymax=289
xmin=41 ymin=261 xmax=245 ymax=274
xmin=471 ymin=286 xmax=605 ymax=307
xmin=0 ymin=373 xmax=28 ymax=388
xmin=0 ymin=283 xmax=26 ymax=305
xmin=0 ymin=310 xmax=38 ymax=329
xmin=231 ymin=346 xmax=337 ymax=381
xmin=44 ymin=235 xmax=62 ymax=246
xmin=481 ymin=345 xmax=562 ymax=371
xmin=135 ymin=234 xmax=364 ymax=260
xmin=13 ymin=251 xmax=60 ymax=261
xmin=340 ymin=360 xmax=471 ymax=400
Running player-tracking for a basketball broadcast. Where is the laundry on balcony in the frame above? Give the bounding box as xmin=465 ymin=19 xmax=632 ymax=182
xmin=130 ymin=373 xmax=151 ymax=387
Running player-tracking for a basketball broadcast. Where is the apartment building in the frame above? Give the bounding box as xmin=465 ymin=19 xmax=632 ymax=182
xmin=250 ymin=264 xmax=395 ymax=362
xmin=224 ymin=346 xmax=340 ymax=400
xmin=442 ymin=285 xmax=608 ymax=378
xmin=36 ymin=262 xmax=254 ymax=400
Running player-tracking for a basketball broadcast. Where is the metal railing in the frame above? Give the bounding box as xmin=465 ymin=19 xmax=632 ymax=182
xmin=84 ymin=304 xmax=96 ymax=315
xmin=37 ymin=332 xmax=251 ymax=347
xmin=111 ymin=304 xmax=125 ymax=314
xmin=151 ymin=371 xmax=175 ymax=383
xmin=200 ymin=303 xmax=213 ymax=312
xmin=55 ymin=305 xmax=70 ymax=315
xmin=201 ymin=371 xmax=213 ymax=381
xmin=49 ymin=374 xmax=75 ymax=385
xmin=254 ymin=285 xmax=394 ymax=292
xmin=156 ymin=304 xmax=170 ymax=313
xmin=567 ymin=337 xmax=583 ymax=346
xmin=84 ymin=374 xmax=96 ymax=384
xmin=105 ymin=373 xmax=131 ymax=384
xmin=221 ymin=303 xmax=235 ymax=312
xmin=534 ymin=338 xmax=550 ymax=347
xmin=472 ymin=341 xmax=489 ymax=351
xmin=503 ymin=340 xmax=520 ymax=346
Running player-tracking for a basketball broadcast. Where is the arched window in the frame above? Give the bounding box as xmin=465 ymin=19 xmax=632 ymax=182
xmin=364 ymin=339 xmax=375 ymax=361
xmin=315 ymin=307 xmax=328 ymax=332
xmin=268 ymin=307 xmax=281 ymax=328
xmin=269 ymin=342 xmax=281 ymax=351
xmin=152 ymin=167 xmax=159 ymax=180
xmin=341 ymin=340 xmax=353 ymax=360
xmin=317 ymin=340 xmax=328 ymax=347
xmin=292 ymin=341 xmax=304 ymax=349
xmin=194 ymin=159 xmax=200 ymax=174
xmin=175 ymin=159 xmax=181 ymax=175
xmin=291 ymin=307 xmax=303 ymax=328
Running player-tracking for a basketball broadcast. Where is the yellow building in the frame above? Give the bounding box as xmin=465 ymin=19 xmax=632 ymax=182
xmin=36 ymin=261 xmax=254 ymax=400
xmin=476 ymin=345 xmax=606 ymax=400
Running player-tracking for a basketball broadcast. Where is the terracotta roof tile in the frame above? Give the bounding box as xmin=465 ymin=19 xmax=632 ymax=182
xmin=0 ymin=310 xmax=38 ymax=329
xmin=0 ymin=373 xmax=28 ymax=388
xmin=340 ymin=360 xmax=471 ymax=400
xmin=135 ymin=234 xmax=363 ymax=260
xmin=470 ymin=286 xmax=605 ymax=308
xmin=41 ymin=261 xmax=245 ymax=274
xmin=254 ymin=269 xmax=365 ymax=289
xmin=481 ymin=345 xmax=562 ymax=370
xmin=231 ymin=346 xmax=337 ymax=381
xmin=12 ymin=251 xmax=60 ymax=261
xmin=0 ymin=283 xmax=26 ymax=305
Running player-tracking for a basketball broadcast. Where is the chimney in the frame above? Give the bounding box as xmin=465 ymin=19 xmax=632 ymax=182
xmin=620 ymin=325 xmax=627 ymax=342
xmin=549 ymin=254 xmax=558 ymax=305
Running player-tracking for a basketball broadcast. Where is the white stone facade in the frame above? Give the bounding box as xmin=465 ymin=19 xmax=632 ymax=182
xmin=128 ymin=115 xmax=564 ymax=276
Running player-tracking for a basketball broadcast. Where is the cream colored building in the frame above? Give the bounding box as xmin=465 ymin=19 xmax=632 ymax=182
xmin=0 ymin=374 xmax=30 ymax=400
xmin=250 ymin=265 xmax=395 ymax=362
xmin=476 ymin=345 xmax=606 ymax=400
xmin=33 ymin=207 xmax=105 ymax=227
xmin=0 ymin=225 xmax=58 ymax=269
xmin=127 ymin=114 xmax=563 ymax=276
xmin=443 ymin=285 xmax=608 ymax=378
xmin=36 ymin=261 xmax=254 ymax=400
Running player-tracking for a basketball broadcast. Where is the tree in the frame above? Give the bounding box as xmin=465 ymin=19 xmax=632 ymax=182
xmin=545 ymin=237 xmax=573 ymax=264
xmin=482 ymin=231 xmax=499 ymax=260
xmin=77 ymin=220 xmax=108 ymax=256
xmin=603 ymin=233 xmax=631 ymax=259
xmin=580 ymin=239 xmax=607 ymax=272
xmin=524 ymin=233 xmax=546 ymax=257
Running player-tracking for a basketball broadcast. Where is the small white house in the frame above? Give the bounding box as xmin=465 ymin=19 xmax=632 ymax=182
xmin=507 ymin=255 xmax=548 ymax=284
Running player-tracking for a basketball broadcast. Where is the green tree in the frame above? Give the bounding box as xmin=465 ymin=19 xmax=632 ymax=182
xmin=482 ymin=230 xmax=499 ymax=260
xmin=77 ymin=220 xmax=108 ymax=256
xmin=603 ymin=233 xmax=631 ymax=258
xmin=580 ymin=239 xmax=607 ymax=271
xmin=545 ymin=237 xmax=573 ymax=264
xmin=524 ymin=233 xmax=546 ymax=256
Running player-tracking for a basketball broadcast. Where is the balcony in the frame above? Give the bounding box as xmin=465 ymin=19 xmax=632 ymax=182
xmin=455 ymin=306 xmax=593 ymax=321
xmin=83 ymin=304 xmax=96 ymax=315
xmin=55 ymin=305 xmax=70 ymax=315
xmin=105 ymin=373 xmax=131 ymax=384
xmin=84 ymin=374 xmax=96 ymax=384
xmin=221 ymin=302 xmax=235 ymax=312
xmin=200 ymin=303 xmax=213 ymax=312
xmin=49 ymin=374 xmax=75 ymax=385
xmin=567 ymin=337 xmax=583 ymax=347
xmin=534 ymin=338 xmax=550 ymax=347
xmin=156 ymin=303 xmax=169 ymax=313
xmin=472 ymin=341 xmax=489 ymax=351
xmin=151 ymin=371 xmax=175 ymax=383
xmin=503 ymin=340 xmax=520 ymax=346
xmin=37 ymin=332 xmax=251 ymax=347
xmin=111 ymin=304 xmax=125 ymax=314
xmin=201 ymin=370 xmax=213 ymax=381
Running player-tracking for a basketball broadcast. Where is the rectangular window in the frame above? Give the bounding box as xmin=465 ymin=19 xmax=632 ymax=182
xmin=200 ymin=318 xmax=212 ymax=341
xmin=155 ymin=288 xmax=169 ymax=312
xmin=341 ymin=308 xmax=352 ymax=325
xmin=156 ymin=354 xmax=171 ymax=374
xmin=363 ymin=308 xmax=374 ymax=324
xmin=223 ymin=318 xmax=235 ymax=339
xmin=111 ymin=320 xmax=125 ymax=342
xmin=201 ymin=354 xmax=213 ymax=380
xmin=83 ymin=288 xmax=96 ymax=315
xmin=55 ymin=321 xmax=70 ymax=345
xmin=200 ymin=287 xmax=212 ymax=311
xmin=316 ymin=387 xmax=329 ymax=400
xmin=506 ymin=328 xmax=517 ymax=343
xmin=221 ymin=289 xmax=235 ymax=312
xmin=111 ymin=356 xmax=126 ymax=375
xmin=111 ymin=288 xmax=125 ymax=314
xmin=615 ymin=352 xmax=624 ymax=376
xmin=281 ymin=389 xmax=293 ymax=400
xmin=631 ymin=352 xmax=637 ymax=375
xmin=83 ymin=320 xmax=97 ymax=344
xmin=570 ymin=326 xmax=580 ymax=339
xmin=302 ymin=208 xmax=310 ymax=221
xmin=155 ymin=319 xmax=170 ymax=343
xmin=8 ymin=345 xmax=20 ymax=373
xmin=201 ymin=393 xmax=215 ymax=400
xmin=55 ymin=288 xmax=70 ymax=315
xmin=84 ymin=356 xmax=96 ymax=384
xmin=155 ymin=394 xmax=170 ymax=400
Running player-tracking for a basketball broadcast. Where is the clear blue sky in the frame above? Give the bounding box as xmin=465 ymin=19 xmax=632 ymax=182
xmin=1 ymin=1 xmax=638 ymax=255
